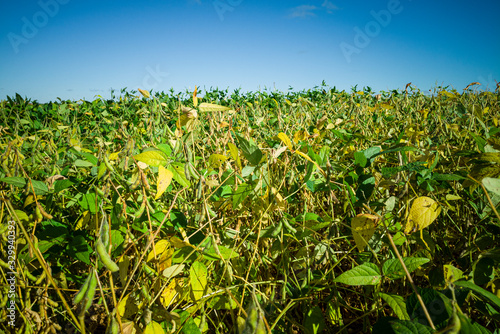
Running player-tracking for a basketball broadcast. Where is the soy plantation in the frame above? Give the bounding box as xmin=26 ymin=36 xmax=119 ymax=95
xmin=1 ymin=84 xmax=499 ymax=333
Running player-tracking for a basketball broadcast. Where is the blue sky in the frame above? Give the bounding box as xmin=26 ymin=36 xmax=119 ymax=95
xmin=1 ymin=0 xmax=499 ymax=102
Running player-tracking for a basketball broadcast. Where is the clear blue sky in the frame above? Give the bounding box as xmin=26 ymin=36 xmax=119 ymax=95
xmin=1 ymin=0 xmax=499 ymax=102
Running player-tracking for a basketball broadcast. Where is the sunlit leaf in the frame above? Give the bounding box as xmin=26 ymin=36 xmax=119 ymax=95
xmin=147 ymin=239 xmax=171 ymax=262
xmin=233 ymin=183 xmax=253 ymax=209
xmin=198 ymin=102 xmax=231 ymax=112
xmin=228 ymin=142 xmax=242 ymax=169
xmin=334 ymin=262 xmax=381 ymax=286
xmin=167 ymin=163 xmax=190 ymax=187
xmin=170 ymin=236 xmax=193 ymax=249
xmin=161 ymin=278 xmax=186 ymax=307
xmin=143 ymin=321 xmax=165 ymax=334
xmin=134 ymin=150 xmax=169 ymax=167
xmin=404 ymin=196 xmax=441 ymax=234
xmin=162 ymin=264 xmax=185 ymax=279
xmin=193 ymin=85 xmax=198 ymax=107
xmin=208 ymin=154 xmax=228 ymax=168
xmin=379 ymin=292 xmax=410 ymax=320
xmin=190 ymin=261 xmax=208 ymax=301
xmin=293 ymin=129 xmax=309 ymax=143
xmin=383 ymin=257 xmax=430 ymax=280
xmin=482 ymin=177 xmax=500 ymax=197
xmin=117 ymin=293 xmax=140 ymax=319
xmin=155 ymin=165 xmax=173 ymax=199
xmin=277 ymin=132 xmax=293 ymax=150
xmin=443 ymin=264 xmax=463 ymax=283
xmin=138 ymin=88 xmax=150 ymax=98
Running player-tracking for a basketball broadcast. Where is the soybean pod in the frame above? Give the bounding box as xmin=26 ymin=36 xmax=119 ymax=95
xmin=73 ymin=272 xmax=92 ymax=305
xmin=83 ymin=270 xmax=98 ymax=312
xmin=96 ymin=239 xmax=119 ymax=272
xmin=283 ymin=219 xmax=297 ymax=234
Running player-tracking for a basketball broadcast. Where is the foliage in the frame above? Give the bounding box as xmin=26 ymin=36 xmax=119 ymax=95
xmin=1 ymin=83 xmax=499 ymax=333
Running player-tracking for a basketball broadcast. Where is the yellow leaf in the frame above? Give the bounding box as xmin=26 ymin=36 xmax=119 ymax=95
xmin=75 ymin=210 xmax=91 ymax=230
xmin=198 ymin=103 xmax=231 ymax=112
xmin=443 ymin=264 xmax=463 ymax=283
xmin=351 ymin=214 xmax=379 ymax=251
xmin=380 ymin=103 xmax=394 ymax=110
xmin=162 ymin=264 xmax=185 ymax=279
xmin=294 ymin=150 xmax=314 ymax=163
xmin=405 ymin=196 xmax=441 ymax=234
xmin=138 ymin=88 xmax=150 ymax=98
xmin=161 ymin=278 xmax=184 ymax=307
xmin=118 ymin=255 xmax=130 ymax=286
xmin=156 ymin=166 xmax=173 ymax=199
xmin=293 ymin=130 xmax=309 ymax=143
xmin=190 ymin=261 xmax=208 ymax=301
xmin=170 ymin=236 xmax=194 ymax=249
xmin=147 ymin=239 xmax=171 ymax=262
xmin=277 ymin=132 xmax=293 ymax=150
xmin=208 ymin=154 xmax=228 ymax=168
xmin=117 ymin=293 xmax=141 ymax=318
xmin=108 ymin=151 xmax=120 ymax=160
xmin=193 ymin=86 xmax=198 ymax=107
xmin=228 ymin=142 xmax=241 ymax=169
xmin=143 ymin=321 xmax=165 ymax=334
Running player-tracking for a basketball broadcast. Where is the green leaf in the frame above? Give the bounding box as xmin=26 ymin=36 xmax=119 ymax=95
xmin=303 ymin=305 xmax=326 ymax=334
xmin=383 ymin=257 xmax=430 ymax=280
xmin=373 ymin=318 xmax=434 ymax=334
xmin=79 ymin=151 xmax=98 ymax=165
xmin=235 ymin=134 xmax=262 ymax=166
xmin=167 ymin=163 xmax=191 ymax=188
xmin=477 ymin=153 xmax=500 ymax=164
xmin=454 ymin=280 xmax=500 ymax=311
xmin=134 ymin=149 xmax=169 ymax=167
xmin=482 ymin=177 xmax=500 ymax=196
xmin=0 ymin=176 xmax=27 ymax=188
xmin=30 ymin=180 xmax=49 ymax=195
xmin=334 ymin=262 xmax=381 ymax=286
xmin=379 ymin=293 xmax=410 ymax=320
xmin=54 ymin=179 xmax=74 ymax=193
xmin=190 ymin=261 xmax=208 ymax=301
xmin=232 ymin=183 xmax=253 ymax=209
xmin=177 ymin=310 xmax=202 ymax=334
xmin=67 ymin=235 xmax=92 ymax=265
xmin=443 ymin=264 xmax=463 ymax=283
xmin=208 ymin=294 xmax=238 ymax=310
xmin=474 ymin=257 xmax=495 ymax=286
xmin=407 ymin=288 xmax=452 ymax=328
xmin=354 ymin=146 xmax=381 ymax=167
xmin=75 ymin=159 xmax=94 ymax=167
xmin=203 ymin=245 xmax=239 ymax=261
xmin=78 ymin=192 xmax=98 ymax=214
xmin=375 ymin=145 xmax=417 ymax=157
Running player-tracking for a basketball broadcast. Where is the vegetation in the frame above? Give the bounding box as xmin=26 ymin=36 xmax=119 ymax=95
xmin=1 ymin=82 xmax=500 ymax=333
